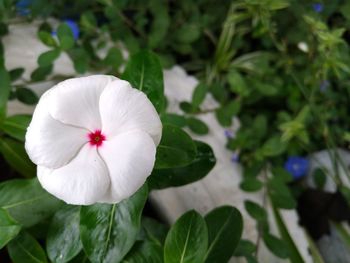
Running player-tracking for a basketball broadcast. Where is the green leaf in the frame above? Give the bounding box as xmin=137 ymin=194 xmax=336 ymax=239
xmin=180 ymin=101 xmax=194 ymax=113
xmin=234 ymin=239 xmax=256 ymax=257
xmin=9 ymin=68 xmax=25 ymax=81
xmin=313 ymin=168 xmax=327 ymax=190
xmin=192 ymin=83 xmax=207 ymax=108
xmin=255 ymin=83 xmax=278 ymax=96
xmin=0 ymin=208 xmax=21 ymax=249
xmin=268 ymin=177 xmax=296 ymax=209
xmin=57 ymin=23 xmax=75 ymax=50
xmin=164 ymin=210 xmax=208 ymax=263
xmin=228 ymin=71 xmax=249 ymax=96
xmin=175 ymin=24 xmax=201 ymax=44
xmin=104 ymin=47 xmax=123 ymax=71
xmin=80 ymin=185 xmax=148 ymax=263
xmin=16 ymin=87 xmax=39 ymax=105
xmin=47 ymin=206 xmax=82 ymax=263
xmin=141 ymin=217 xmax=168 ymax=245
xmin=122 ymin=50 xmax=164 ymax=112
xmin=38 ymin=31 xmax=57 ymax=47
xmin=261 ymin=136 xmax=286 ymax=157
xmin=204 ymin=206 xmax=243 ymax=263
xmin=122 ymin=241 xmax=163 ymax=263
xmin=69 ymin=48 xmax=89 ymax=74
xmin=244 ymin=200 xmax=267 ymax=221
xmin=0 ymin=178 xmax=62 ymax=227
xmin=31 ymin=65 xmax=53 ymax=81
xmin=0 ymin=137 xmax=36 ymax=177
xmin=215 ymin=100 xmax=241 ymax=127
xmin=187 ymin=117 xmax=209 ymax=135
xmin=161 ymin=113 xmax=187 ymax=127
xmin=0 ymin=66 xmax=10 ymax=120
xmin=149 ymin=140 xmax=215 ymax=189
xmin=38 ymin=49 xmax=60 ymax=67
xmin=263 ymin=232 xmax=289 ymax=259
xmin=240 ymin=177 xmax=263 ymax=192
xmin=7 ymin=231 xmax=48 ymax=263
xmin=155 ymin=125 xmax=197 ymax=169
xmin=1 ymin=114 xmax=31 ymax=141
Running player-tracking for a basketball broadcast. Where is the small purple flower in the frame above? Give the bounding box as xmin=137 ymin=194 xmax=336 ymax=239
xmin=224 ymin=129 xmax=235 ymax=138
xmin=312 ymin=3 xmax=324 ymax=13
xmin=231 ymin=153 xmax=239 ymax=163
xmin=284 ymin=156 xmax=309 ymax=180
xmin=16 ymin=0 xmax=32 ymax=16
xmin=320 ymin=80 xmax=329 ymax=92
xmin=52 ymin=19 xmax=80 ymax=40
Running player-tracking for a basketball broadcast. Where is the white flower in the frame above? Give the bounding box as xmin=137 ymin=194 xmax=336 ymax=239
xmin=25 ymin=75 xmax=162 ymax=205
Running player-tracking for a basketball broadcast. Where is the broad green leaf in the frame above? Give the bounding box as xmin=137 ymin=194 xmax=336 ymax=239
xmin=180 ymin=101 xmax=194 ymax=113
xmin=244 ymin=200 xmax=267 ymax=221
xmin=104 ymin=47 xmax=123 ymax=71
xmin=47 ymin=206 xmax=82 ymax=263
xmin=175 ymin=24 xmax=201 ymax=44
xmin=0 ymin=137 xmax=36 ymax=177
xmin=9 ymin=68 xmax=24 ymax=81
xmin=261 ymin=136 xmax=286 ymax=157
xmin=38 ymin=31 xmax=57 ymax=47
xmin=0 ymin=178 xmax=62 ymax=227
xmin=215 ymin=100 xmax=241 ymax=127
xmin=192 ymin=83 xmax=207 ymax=108
xmin=38 ymin=49 xmax=60 ymax=67
xmin=228 ymin=71 xmax=249 ymax=96
xmin=263 ymin=232 xmax=289 ymax=259
xmin=187 ymin=117 xmax=209 ymax=135
xmin=268 ymin=177 xmax=296 ymax=209
xmin=7 ymin=231 xmax=48 ymax=263
xmin=122 ymin=241 xmax=163 ymax=263
xmin=161 ymin=113 xmax=187 ymax=127
xmin=155 ymin=125 xmax=197 ymax=169
xmin=0 ymin=208 xmax=21 ymax=249
xmin=57 ymin=23 xmax=75 ymax=50
xmin=69 ymin=48 xmax=89 ymax=74
xmin=141 ymin=217 xmax=168 ymax=245
xmin=240 ymin=177 xmax=263 ymax=192
xmin=31 ymin=65 xmax=53 ymax=81
xmin=122 ymin=50 xmax=164 ymax=112
xmin=16 ymin=87 xmax=39 ymax=105
xmin=204 ymin=206 xmax=243 ymax=263
xmin=1 ymin=114 xmax=31 ymax=141
xmin=164 ymin=210 xmax=208 ymax=263
xmin=150 ymin=141 xmax=215 ymax=189
xmin=148 ymin=0 xmax=170 ymax=48
xmin=80 ymin=185 xmax=148 ymax=263
xmin=0 ymin=66 xmax=10 ymax=120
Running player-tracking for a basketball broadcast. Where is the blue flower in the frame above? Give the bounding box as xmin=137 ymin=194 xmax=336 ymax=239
xmin=320 ymin=80 xmax=329 ymax=92
xmin=312 ymin=3 xmax=324 ymax=13
xmin=52 ymin=19 xmax=80 ymax=40
xmin=224 ymin=129 xmax=235 ymax=138
xmin=16 ymin=0 xmax=32 ymax=16
xmin=231 ymin=153 xmax=239 ymax=163
xmin=284 ymin=156 xmax=309 ymax=180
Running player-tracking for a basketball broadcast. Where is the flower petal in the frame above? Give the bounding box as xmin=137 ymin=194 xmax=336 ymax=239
xmin=49 ymin=75 xmax=116 ymax=131
xmin=25 ymin=89 xmax=88 ymax=169
xmin=99 ymin=78 xmax=162 ymax=145
xmin=38 ymin=144 xmax=110 ymax=205
xmin=98 ymin=130 xmax=156 ymax=203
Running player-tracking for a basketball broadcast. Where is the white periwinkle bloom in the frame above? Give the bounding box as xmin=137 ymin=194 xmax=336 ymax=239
xmin=25 ymin=75 xmax=162 ymax=205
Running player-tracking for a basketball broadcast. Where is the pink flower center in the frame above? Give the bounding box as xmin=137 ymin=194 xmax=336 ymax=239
xmin=88 ymin=130 xmax=106 ymax=147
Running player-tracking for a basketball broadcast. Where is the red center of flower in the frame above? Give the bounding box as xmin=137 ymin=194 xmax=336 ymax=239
xmin=88 ymin=130 xmax=106 ymax=147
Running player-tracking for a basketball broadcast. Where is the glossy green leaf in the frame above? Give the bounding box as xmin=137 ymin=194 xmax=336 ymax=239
xmin=234 ymin=239 xmax=256 ymax=257
xmin=240 ymin=177 xmax=263 ymax=192
xmin=161 ymin=113 xmax=187 ymax=128
xmin=16 ymin=87 xmax=39 ymax=105
xmin=150 ymin=140 xmax=215 ymax=189
xmin=267 ymin=177 xmax=296 ymax=209
xmin=122 ymin=50 xmax=164 ymax=112
xmin=228 ymin=71 xmax=249 ymax=96
xmin=204 ymin=206 xmax=243 ymax=263
xmin=215 ymin=100 xmax=241 ymax=127
xmin=38 ymin=31 xmax=57 ymax=47
xmin=0 ymin=208 xmax=21 ymax=249
xmin=192 ymin=83 xmax=207 ymax=108
xmin=261 ymin=136 xmax=286 ymax=157
xmin=9 ymin=68 xmax=24 ymax=81
xmin=7 ymin=231 xmax=47 ymax=263
xmin=80 ymin=185 xmax=148 ymax=263
xmin=263 ymin=232 xmax=289 ymax=259
xmin=122 ymin=241 xmax=163 ymax=263
xmin=47 ymin=206 xmax=82 ymax=263
xmin=0 ymin=178 xmax=62 ymax=227
xmin=187 ymin=117 xmax=209 ymax=135
xmin=141 ymin=217 xmax=168 ymax=245
xmin=57 ymin=23 xmax=75 ymax=50
xmin=38 ymin=49 xmax=60 ymax=67
xmin=1 ymin=114 xmax=31 ymax=141
xmin=244 ymin=200 xmax=267 ymax=221
xmin=31 ymin=65 xmax=53 ymax=81
xmin=0 ymin=137 xmax=36 ymax=177
xmin=69 ymin=48 xmax=89 ymax=74
xmin=164 ymin=210 xmax=208 ymax=263
xmin=155 ymin=125 xmax=197 ymax=169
